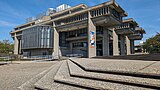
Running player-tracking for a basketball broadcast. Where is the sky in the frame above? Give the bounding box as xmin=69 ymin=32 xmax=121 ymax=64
xmin=0 ymin=0 xmax=160 ymax=44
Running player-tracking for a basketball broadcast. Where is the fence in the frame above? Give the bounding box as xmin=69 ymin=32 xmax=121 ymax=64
xmin=0 ymin=56 xmax=15 ymax=64
xmin=22 ymin=55 xmax=58 ymax=60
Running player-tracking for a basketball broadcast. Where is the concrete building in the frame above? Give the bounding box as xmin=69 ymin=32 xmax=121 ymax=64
xmin=10 ymin=0 xmax=145 ymax=58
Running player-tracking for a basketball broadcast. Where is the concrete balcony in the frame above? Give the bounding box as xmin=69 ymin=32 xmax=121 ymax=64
xmin=135 ymin=27 xmax=146 ymax=34
xmin=56 ymin=19 xmax=88 ymax=32
xmin=115 ymin=18 xmax=141 ymax=35
xmin=115 ymin=24 xmax=135 ymax=35
xmin=128 ymin=33 xmax=143 ymax=40
xmin=127 ymin=27 xmax=145 ymax=40
xmin=91 ymin=14 xmax=121 ymax=27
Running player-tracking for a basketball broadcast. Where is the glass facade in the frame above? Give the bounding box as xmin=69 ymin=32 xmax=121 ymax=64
xmin=59 ymin=32 xmax=69 ymax=47
xmin=22 ymin=26 xmax=53 ymax=49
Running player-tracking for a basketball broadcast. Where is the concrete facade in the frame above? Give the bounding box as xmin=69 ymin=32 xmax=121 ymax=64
xmin=10 ymin=0 xmax=145 ymax=58
xmin=88 ymin=11 xmax=96 ymax=58
xmin=113 ymin=29 xmax=119 ymax=56
xmin=14 ymin=33 xmax=19 ymax=55
xmin=126 ymin=36 xmax=131 ymax=55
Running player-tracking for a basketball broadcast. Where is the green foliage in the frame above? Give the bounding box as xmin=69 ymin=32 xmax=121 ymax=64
xmin=143 ymin=33 xmax=160 ymax=53
xmin=0 ymin=40 xmax=14 ymax=54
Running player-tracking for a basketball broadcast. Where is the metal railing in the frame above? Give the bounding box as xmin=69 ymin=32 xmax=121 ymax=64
xmin=0 ymin=56 xmax=15 ymax=64
xmin=23 ymin=55 xmax=53 ymax=59
xmin=66 ymin=54 xmax=83 ymax=58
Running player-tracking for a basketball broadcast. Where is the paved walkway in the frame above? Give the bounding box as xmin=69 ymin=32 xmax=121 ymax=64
xmin=0 ymin=61 xmax=57 ymax=90
xmin=12 ymin=58 xmax=160 ymax=90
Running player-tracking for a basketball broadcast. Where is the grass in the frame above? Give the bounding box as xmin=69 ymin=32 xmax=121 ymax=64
xmin=0 ymin=58 xmax=6 ymax=62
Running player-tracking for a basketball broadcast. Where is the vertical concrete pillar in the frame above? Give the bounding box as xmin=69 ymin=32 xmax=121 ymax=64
xmin=19 ymin=39 xmax=22 ymax=54
xmin=53 ymin=22 xmax=60 ymax=59
xmin=126 ymin=36 xmax=131 ymax=55
xmin=130 ymin=40 xmax=134 ymax=54
xmin=103 ymin=28 xmax=109 ymax=56
xmin=70 ymin=42 xmax=73 ymax=54
xmin=113 ymin=29 xmax=119 ymax=56
xmin=120 ymin=35 xmax=125 ymax=55
xmin=14 ymin=33 xmax=19 ymax=55
xmin=88 ymin=11 xmax=96 ymax=58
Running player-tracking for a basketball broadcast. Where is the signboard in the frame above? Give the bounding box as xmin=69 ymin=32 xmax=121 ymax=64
xmin=90 ymin=31 xmax=95 ymax=48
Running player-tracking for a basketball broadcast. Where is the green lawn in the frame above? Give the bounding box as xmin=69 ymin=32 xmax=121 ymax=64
xmin=0 ymin=58 xmax=5 ymax=62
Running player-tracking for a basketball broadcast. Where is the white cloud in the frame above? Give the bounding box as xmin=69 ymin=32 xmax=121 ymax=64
xmin=0 ymin=20 xmax=18 ymax=27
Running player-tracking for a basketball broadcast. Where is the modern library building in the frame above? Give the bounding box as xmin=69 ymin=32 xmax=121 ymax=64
xmin=10 ymin=0 xmax=145 ymax=58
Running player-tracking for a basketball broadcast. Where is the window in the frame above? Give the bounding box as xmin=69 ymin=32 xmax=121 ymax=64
xmin=73 ymin=42 xmax=87 ymax=48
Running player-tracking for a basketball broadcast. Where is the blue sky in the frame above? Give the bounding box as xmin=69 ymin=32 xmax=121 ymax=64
xmin=0 ymin=0 xmax=160 ymax=44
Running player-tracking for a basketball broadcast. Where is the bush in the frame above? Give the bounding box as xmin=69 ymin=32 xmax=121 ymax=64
xmin=143 ymin=33 xmax=160 ymax=53
xmin=0 ymin=40 xmax=14 ymax=54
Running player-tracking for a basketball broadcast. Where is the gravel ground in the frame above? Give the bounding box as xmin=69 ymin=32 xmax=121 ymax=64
xmin=0 ymin=61 xmax=57 ymax=90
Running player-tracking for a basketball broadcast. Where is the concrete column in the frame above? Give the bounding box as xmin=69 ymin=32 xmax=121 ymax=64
xmin=103 ymin=29 xmax=109 ymax=56
xmin=88 ymin=11 xmax=96 ymax=58
xmin=126 ymin=36 xmax=131 ymax=55
xmin=113 ymin=29 xmax=119 ymax=56
xmin=130 ymin=40 xmax=134 ymax=54
xmin=120 ymin=35 xmax=125 ymax=55
xmin=14 ymin=33 xmax=19 ymax=55
xmin=52 ymin=22 xmax=61 ymax=59
xmin=70 ymin=42 xmax=73 ymax=54
xmin=19 ymin=39 xmax=22 ymax=54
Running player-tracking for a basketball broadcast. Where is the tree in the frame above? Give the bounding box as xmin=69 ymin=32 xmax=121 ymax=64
xmin=143 ymin=33 xmax=160 ymax=53
xmin=0 ymin=40 xmax=14 ymax=54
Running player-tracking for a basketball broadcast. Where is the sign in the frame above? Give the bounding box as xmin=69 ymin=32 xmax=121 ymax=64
xmin=90 ymin=31 xmax=95 ymax=48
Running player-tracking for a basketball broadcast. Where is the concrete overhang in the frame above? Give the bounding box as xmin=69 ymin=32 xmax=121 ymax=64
xmin=50 ymin=4 xmax=88 ymax=18
xmin=10 ymin=24 xmax=50 ymax=34
xmin=10 ymin=21 xmax=52 ymax=34
xmin=56 ymin=20 xmax=88 ymax=32
xmin=115 ymin=28 xmax=134 ymax=35
xmin=123 ymin=18 xmax=139 ymax=27
xmin=128 ymin=34 xmax=142 ymax=40
xmin=14 ymin=21 xmax=35 ymax=30
xmin=109 ymin=0 xmax=128 ymax=17
xmin=92 ymin=15 xmax=121 ymax=27
xmin=135 ymin=27 xmax=146 ymax=34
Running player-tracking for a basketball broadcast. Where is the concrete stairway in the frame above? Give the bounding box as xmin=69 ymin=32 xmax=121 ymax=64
xmin=94 ymin=53 xmax=160 ymax=61
xmin=18 ymin=59 xmax=160 ymax=90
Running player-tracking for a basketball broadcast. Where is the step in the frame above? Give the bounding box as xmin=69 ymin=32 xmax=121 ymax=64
xmin=18 ymin=61 xmax=58 ymax=90
xmin=34 ymin=61 xmax=62 ymax=90
xmin=48 ymin=81 xmax=85 ymax=90
xmin=54 ymin=60 xmax=150 ymax=90
xmin=139 ymin=62 xmax=160 ymax=75
xmin=68 ymin=60 xmax=160 ymax=89
xmin=34 ymin=61 xmax=84 ymax=90
xmin=70 ymin=58 xmax=160 ymax=79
